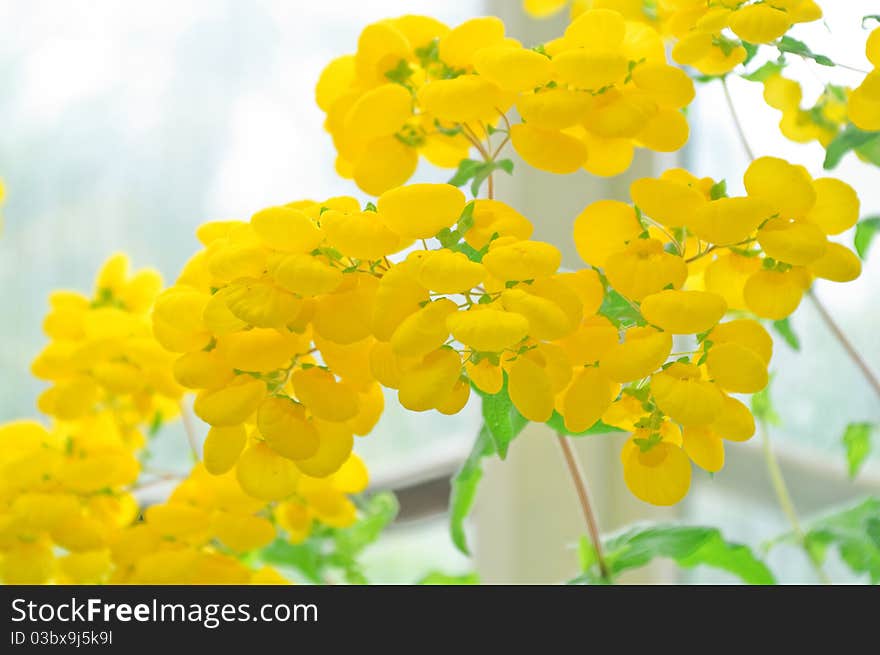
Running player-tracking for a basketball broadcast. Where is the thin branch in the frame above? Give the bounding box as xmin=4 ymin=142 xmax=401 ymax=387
xmin=179 ymin=399 xmax=200 ymax=460
xmin=555 ymin=434 xmax=612 ymax=583
xmin=808 ymin=290 xmax=880 ymax=400
xmin=721 ymin=77 xmax=756 ymax=161
xmin=759 ymin=420 xmax=832 ymax=584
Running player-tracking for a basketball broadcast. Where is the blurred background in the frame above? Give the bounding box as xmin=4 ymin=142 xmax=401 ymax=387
xmin=0 ymin=0 xmax=877 ymax=583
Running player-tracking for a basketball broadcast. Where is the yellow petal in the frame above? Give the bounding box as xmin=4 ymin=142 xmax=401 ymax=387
xmin=510 ymin=123 xmax=588 ymax=174
xmin=681 ymin=425 xmax=725 ymax=472
xmin=641 ymin=290 xmax=727 ymax=334
xmin=706 ymin=342 xmax=769 ymax=393
xmin=573 ymin=199 xmax=642 ymax=267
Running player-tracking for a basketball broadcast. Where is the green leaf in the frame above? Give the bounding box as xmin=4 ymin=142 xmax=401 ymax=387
xmin=546 ymin=410 xmax=624 ymax=437
xmin=843 ymin=422 xmax=875 ymax=479
xmin=863 ymin=15 xmax=880 ymax=27
xmin=855 ymin=134 xmax=880 ymax=167
xmin=772 ymin=317 xmax=800 ymax=351
xmin=576 ymin=525 xmax=776 ymax=584
xmin=709 ymin=179 xmax=728 ymax=200
xmin=417 ymin=571 xmax=480 ymax=585
xmin=148 ymin=411 xmax=164 ymax=437
xmin=799 ymin=498 xmax=880 ymax=583
xmin=333 ymin=492 xmax=399 ymax=560
xmin=449 ymin=425 xmax=495 ymax=555
xmin=259 ymin=539 xmax=326 ymax=584
xmin=494 ymin=158 xmax=514 ymax=175
xmin=598 ymin=289 xmax=644 ymax=328
xmin=457 ymin=201 xmax=476 ymax=235
xmin=777 ymin=36 xmax=834 ymax=66
xmin=823 ymin=124 xmax=879 ymax=170
xmin=476 ymin=378 xmax=528 ymax=459
xmin=447 ymin=159 xmax=484 ymax=187
xmin=741 ymin=41 xmax=759 ymax=66
xmin=741 ymin=59 xmax=785 ymax=82
xmin=855 ymin=217 xmax=880 ymax=259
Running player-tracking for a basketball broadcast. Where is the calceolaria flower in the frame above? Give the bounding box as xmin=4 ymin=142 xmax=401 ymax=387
xmin=316 ymin=10 xmax=696 ymax=192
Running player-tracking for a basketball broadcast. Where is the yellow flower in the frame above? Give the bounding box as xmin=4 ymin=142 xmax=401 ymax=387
xmin=573 ymin=200 xmax=642 ymax=267
xmin=651 ymin=362 xmax=723 ymax=425
xmin=605 ymin=238 xmax=687 ymax=301
xmin=560 ymin=367 xmax=617 ymax=432
xmin=621 ymin=439 xmax=691 ymax=506
xmin=377 ymin=183 xmax=466 ymax=240
xmin=447 ymin=308 xmax=529 ymax=352
xmin=600 ymin=326 xmax=672 ymax=383
xmin=640 ymin=290 xmax=727 ymax=334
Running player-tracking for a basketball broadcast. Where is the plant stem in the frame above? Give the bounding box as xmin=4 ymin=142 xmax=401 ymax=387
xmin=555 ymin=434 xmax=612 ymax=583
xmin=759 ymin=420 xmax=832 ymax=584
xmin=721 ymin=77 xmax=756 ymax=161
xmin=808 ymin=290 xmax=880 ymax=400
xmin=179 ymin=399 xmax=200 ymax=460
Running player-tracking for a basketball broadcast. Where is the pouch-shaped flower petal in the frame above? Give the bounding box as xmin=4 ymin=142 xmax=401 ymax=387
xmin=291 ymin=367 xmax=359 ymax=422
xmin=294 ymin=419 xmax=354 ymax=477
xmin=605 ymin=239 xmax=687 ymax=301
xmin=439 ymin=16 xmax=506 ymax=68
xmin=398 ymin=348 xmax=462 ymax=412
xmin=573 ymin=200 xmax=642 ymax=267
xmin=447 ymin=308 xmax=529 ymax=352
xmin=757 ymin=218 xmax=827 ymax=265
xmin=416 ymin=250 xmax=485 ymax=293
xmin=689 ymin=197 xmax=772 ymax=245
xmin=257 ymin=397 xmax=320 ymax=460
xmin=709 ymin=319 xmax=773 ymax=365
xmin=391 ymin=298 xmax=457 ymax=358
xmin=711 ymin=395 xmax=756 ymax=442
xmin=706 ymin=342 xmax=768 ymax=394
xmin=621 ymin=440 xmax=691 ymax=506
xmin=743 ymin=268 xmax=805 ymax=320
xmin=630 ymin=177 xmax=706 ymax=228
xmin=600 ymin=327 xmax=672 ymax=383
xmin=203 ymin=425 xmax=247 ymax=475
xmin=681 ymin=425 xmax=725 ymax=472
xmin=251 ymin=207 xmax=323 ymax=253
xmin=651 ymin=362 xmax=723 ymax=425
xmin=729 ymin=5 xmax=791 ymax=43
xmin=464 ymin=199 xmax=533 ymax=250
xmin=807 ymin=243 xmax=861 ymax=282
xmin=744 ymin=156 xmax=816 ymax=218
xmin=318 ymin=211 xmax=402 ymax=262
xmin=508 ymin=356 xmax=554 ymax=422
xmin=194 ymin=378 xmax=267 ymax=426
xmin=805 ymin=178 xmax=860 ymax=235
xmin=561 ymin=367 xmax=617 ymax=433
xmin=377 ymin=183 xmax=466 ymax=240
xmin=510 ymin=123 xmax=588 ymax=174
xmin=473 ymin=45 xmax=554 ymax=92
xmin=482 ymin=240 xmax=562 ymax=281
xmin=236 ymin=443 xmax=300 ymax=501
xmin=641 ymin=290 xmax=727 ymax=334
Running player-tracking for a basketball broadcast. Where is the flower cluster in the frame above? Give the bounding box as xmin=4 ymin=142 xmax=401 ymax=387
xmin=572 ymin=157 xmax=861 ymax=504
xmin=0 ymin=418 xmax=141 ymax=583
xmin=761 ymin=72 xmax=849 ymax=147
xmin=316 ymin=10 xmax=695 ymax=192
xmin=155 ymin=183 xmax=608 ymax=464
xmin=31 ymin=254 xmax=182 ymax=438
xmin=523 ymin=0 xmax=823 ymax=76
xmin=0 ymin=254 xmax=370 ymax=584
xmin=110 ymin=456 xmax=367 ymax=584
